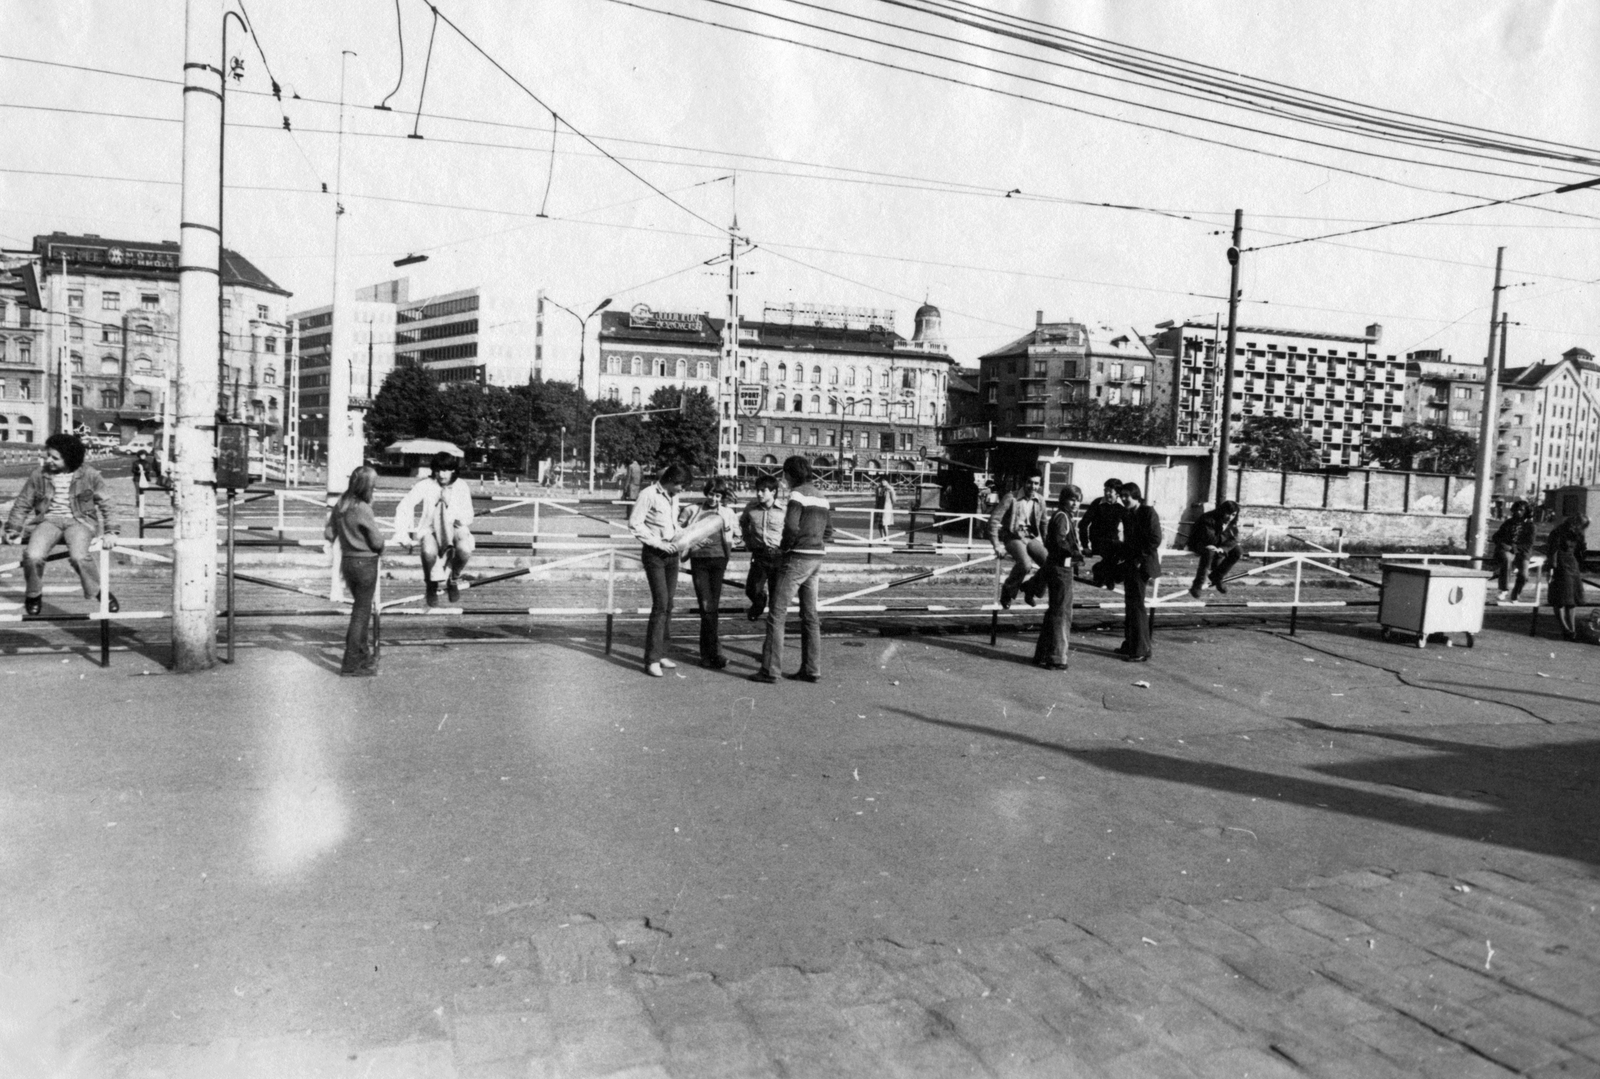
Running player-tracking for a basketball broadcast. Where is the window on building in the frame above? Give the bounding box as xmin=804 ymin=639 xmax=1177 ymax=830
xmin=631 ymin=386 xmax=642 ymax=407
xmin=774 ymin=395 xmax=786 ymax=412
xmin=100 ymin=355 xmax=119 ymax=375
xmin=102 ymin=293 xmax=120 ymax=311
xmin=811 ymin=365 xmax=822 ymax=384
xmin=791 ymin=427 xmax=801 ymax=445
xmin=675 ymin=358 xmax=688 ymax=378
xmin=825 ymin=429 xmax=836 ymax=447
xmin=70 ymin=352 xmax=83 ymax=373
xmin=18 ymin=341 xmax=29 ymax=365
xmin=263 ymin=367 xmax=276 ymax=385
xmin=987 ymin=386 xmax=997 ymax=403
xmin=880 ymin=432 xmax=895 ymax=452
xmin=101 ymin=325 xmax=120 ymax=344
xmin=879 ymin=369 xmax=890 ymax=388
xmin=99 ymin=389 xmax=119 ymax=408
xmin=256 ymin=304 xmax=269 ymax=320
xmin=844 ymin=367 xmax=855 ymax=386
xmin=69 ymin=319 xmax=83 ymax=342
xmin=141 ymin=293 xmax=159 ymax=310
xmin=809 ymin=394 xmax=820 ymax=413
xmin=653 ymin=357 xmax=667 ymax=377
xmin=222 ymin=298 xmax=232 ymax=311
xmin=132 ymin=390 xmax=152 ymax=410
xmin=808 ymin=428 xmax=818 ymax=445
xmin=776 ymin=362 xmax=787 ymax=382
xmin=756 ymin=426 xmax=766 ymax=442
xmin=1107 ymin=387 xmax=1122 ymax=405
xmin=856 ymin=430 xmax=869 ymax=449
xmin=265 ymin=337 xmax=277 ymax=354
xmin=829 ymin=367 xmax=839 ymax=385
xmin=696 ymin=360 xmax=711 ymax=380
xmin=67 ymin=291 xmax=83 ymax=309
xmin=760 ymin=362 xmax=770 ymax=382
xmin=792 ymin=394 xmax=803 ymax=412
xmin=631 ymin=356 xmax=643 ymax=376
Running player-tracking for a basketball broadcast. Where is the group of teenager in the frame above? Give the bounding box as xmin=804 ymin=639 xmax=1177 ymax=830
xmin=1492 ymin=498 xmax=1590 ymax=640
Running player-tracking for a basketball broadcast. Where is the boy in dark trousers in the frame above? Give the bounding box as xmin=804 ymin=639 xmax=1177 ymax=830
xmin=1118 ymin=483 xmax=1162 ymax=662
xmin=1078 ymin=478 xmax=1127 ymax=590
xmin=1187 ymin=500 xmax=1241 ymax=599
xmin=740 ymin=474 xmax=785 ymax=621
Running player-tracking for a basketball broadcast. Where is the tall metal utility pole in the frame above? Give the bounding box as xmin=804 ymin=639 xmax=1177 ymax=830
xmin=1467 ymin=247 xmax=1506 ymax=561
xmin=173 ymin=0 xmax=224 ymax=670
xmin=720 ymin=206 xmax=742 ymax=477
xmin=1213 ymin=209 xmax=1244 ymax=506
xmin=325 ymin=51 xmax=359 ymax=499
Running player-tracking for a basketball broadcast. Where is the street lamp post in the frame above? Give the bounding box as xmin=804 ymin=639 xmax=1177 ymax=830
xmin=546 ymin=297 xmax=612 ymax=394
xmin=589 ymin=402 xmax=683 ymax=492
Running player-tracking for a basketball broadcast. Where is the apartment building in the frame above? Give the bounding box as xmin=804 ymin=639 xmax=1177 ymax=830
xmin=977 ymin=313 xmax=1157 ymax=440
xmin=1402 ymin=349 xmax=1487 ymax=433
xmin=1149 ymin=319 xmax=1403 ymax=467
xmin=0 ymin=252 xmax=48 ymax=444
xmin=1495 ymin=347 xmax=1600 ymax=501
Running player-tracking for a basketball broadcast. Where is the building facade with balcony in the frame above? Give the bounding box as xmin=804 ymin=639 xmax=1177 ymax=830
xmin=290 ymin=279 xmax=405 ymax=459
xmin=0 ymin=251 xmax=48 ymax=445
xmin=25 ymin=232 xmax=290 ymax=447
xmin=595 ymin=301 xmax=956 ymax=474
xmin=1495 ymin=347 xmax=1600 ymax=502
xmin=977 ymin=313 xmax=1157 ymax=440
xmin=1149 ymin=319 xmax=1403 ymax=467
xmin=1402 ymin=349 xmax=1486 ymax=433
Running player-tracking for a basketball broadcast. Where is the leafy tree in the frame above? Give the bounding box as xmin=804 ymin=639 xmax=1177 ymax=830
xmin=366 ymin=364 xmax=440 ymax=451
xmin=590 ymin=398 xmax=658 ymax=473
xmin=1234 ymin=416 xmax=1322 ymax=471
xmin=1366 ymin=422 xmax=1477 ymax=475
xmin=648 ymin=385 xmax=719 ymax=477
xmin=433 ymin=383 xmax=502 ymax=467
xmin=1077 ymin=401 xmax=1173 ymax=446
xmin=523 ymin=379 xmax=590 ymax=464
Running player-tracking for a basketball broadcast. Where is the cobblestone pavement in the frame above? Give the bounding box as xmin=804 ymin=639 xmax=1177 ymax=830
xmin=111 ymin=864 xmax=1600 ymax=1078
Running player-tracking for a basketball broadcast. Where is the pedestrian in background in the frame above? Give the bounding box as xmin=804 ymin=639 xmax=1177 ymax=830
xmin=740 ymin=474 xmax=784 ymax=622
xmin=3 ymin=433 xmax=118 ymax=616
xmin=989 ymin=470 xmax=1048 ymax=608
xmin=1078 ymin=478 xmax=1127 ymax=590
xmin=681 ymin=477 xmax=737 ymax=670
xmin=393 ymin=452 xmax=476 ymax=607
xmin=1187 ymin=500 xmax=1242 ymax=599
xmin=630 ymin=464 xmax=686 ymax=677
xmin=132 ymin=449 xmax=166 ymax=492
xmin=325 ymin=465 xmax=385 ymax=676
xmin=1033 ymin=484 xmax=1084 ymax=671
xmin=1546 ymin=514 xmax=1588 ymax=641
xmin=1118 ymin=483 xmax=1162 ymax=662
xmin=622 ymin=459 xmax=644 ymax=501
xmin=751 ymin=456 xmax=833 ymax=684
xmin=873 ymin=475 xmax=896 ymax=542
xmin=1492 ymin=499 xmax=1536 ymax=602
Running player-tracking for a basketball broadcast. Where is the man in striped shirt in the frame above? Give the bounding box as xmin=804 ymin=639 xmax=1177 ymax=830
xmin=751 ymin=456 xmax=833 ymax=684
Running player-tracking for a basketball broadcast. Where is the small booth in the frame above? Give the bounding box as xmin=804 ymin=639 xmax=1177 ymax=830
xmin=383 ymin=439 xmax=465 ymax=477
xmin=1378 ymin=562 xmax=1491 ymax=648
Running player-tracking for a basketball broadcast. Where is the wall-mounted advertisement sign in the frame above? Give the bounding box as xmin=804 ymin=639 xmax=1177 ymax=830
xmin=736 ymin=383 xmax=764 ymax=418
xmin=629 ymin=303 xmax=705 ymax=332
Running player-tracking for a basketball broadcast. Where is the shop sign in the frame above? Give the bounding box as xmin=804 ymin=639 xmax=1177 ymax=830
xmin=736 ymin=383 xmax=763 ymax=417
xmin=946 ymin=423 xmax=990 ymax=443
xmin=629 ymin=303 xmax=704 ymax=332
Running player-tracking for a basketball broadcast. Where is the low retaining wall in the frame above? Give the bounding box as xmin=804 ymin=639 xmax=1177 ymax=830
xmin=1240 ymin=503 xmax=1468 ymax=549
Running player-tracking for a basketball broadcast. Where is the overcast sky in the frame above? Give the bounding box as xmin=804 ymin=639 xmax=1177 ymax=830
xmin=4 ymin=0 xmax=1597 ymax=387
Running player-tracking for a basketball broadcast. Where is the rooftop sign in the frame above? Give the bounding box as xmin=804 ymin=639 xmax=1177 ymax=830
xmin=629 ymin=304 xmax=705 ymax=332
xmin=762 ymin=302 xmax=895 ymax=332
xmin=44 ymin=240 xmax=179 ymax=273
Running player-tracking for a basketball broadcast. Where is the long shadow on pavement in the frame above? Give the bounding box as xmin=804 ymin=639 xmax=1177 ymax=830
xmin=883 ymin=705 xmax=1600 ymax=869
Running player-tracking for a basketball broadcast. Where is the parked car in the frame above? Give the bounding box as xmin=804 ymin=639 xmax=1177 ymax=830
xmin=117 ymin=435 xmax=157 ymax=455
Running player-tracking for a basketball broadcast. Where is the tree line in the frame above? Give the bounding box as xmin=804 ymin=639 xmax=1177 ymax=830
xmin=365 ymin=365 xmax=720 ymax=475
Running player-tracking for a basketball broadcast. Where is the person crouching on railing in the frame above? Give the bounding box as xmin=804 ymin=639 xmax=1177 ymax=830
xmin=1033 ymin=485 xmax=1084 ymax=671
xmin=1491 ymin=499 xmax=1535 ymax=602
xmin=326 ymin=465 xmax=386 ymax=676
xmin=2 ymin=433 xmax=118 ymax=616
xmin=393 ymin=451 xmax=476 ymax=607
xmin=988 ymin=470 xmax=1048 ymax=609
xmin=740 ymin=474 xmax=784 ymax=623
xmin=1187 ymin=500 xmax=1241 ymax=599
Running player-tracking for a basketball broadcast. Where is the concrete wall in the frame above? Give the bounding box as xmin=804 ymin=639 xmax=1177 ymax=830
xmin=1243 ymin=504 xmax=1468 ymax=549
xmin=1223 ymin=466 xmax=1474 ymax=548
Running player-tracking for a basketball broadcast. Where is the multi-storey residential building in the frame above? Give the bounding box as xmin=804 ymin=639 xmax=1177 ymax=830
xmin=1495 ymin=347 xmax=1600 ymax=502
xmin=0 ymin=252 xmax=48 ymax=444
xmin=596 ymin=300 xmax=956 ymax=474
xmin=1150 ymin=319 xmax=1402 ymax=467
xmin=24 ymin=232 xmax=289 ymax=447
xmin=290 ymin=279 xmax=405 ymax=459
xmin=393 ymin=284 xmax=543 ymax=388
xmin=1402 ymin=349 xmax=1487 ymax=433
xmin=977 ymin=313 xmax=1157 ymax=439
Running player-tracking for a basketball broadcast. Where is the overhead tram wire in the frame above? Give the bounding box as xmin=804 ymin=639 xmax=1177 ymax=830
xmin=11 ymin=52 xmax=1600 ymax=229
xmin=672 ymin=0 xmax=1590 ymax=186
xmin=601 ymin=0 xmax=1600 ymax=223
xmin=916 ymin=0 xmax=1600 ymax=163
xmin=426 ymin=2 xmax=732 ymax=240
xmin=768 ymin=0 xmax=1599 ymax=176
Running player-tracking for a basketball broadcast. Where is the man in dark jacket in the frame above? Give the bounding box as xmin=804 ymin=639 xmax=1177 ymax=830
xmin=739 ymin=474 xmax=784 ymax=621
xmin=752 ymin=456 xmax=833 ymax=684
xmin=1033 ymin=485 xmax=1084 ymax=670
xmin=1078 ymin=478 xmax=1126 ymax=589
xmin=1491 ymin=499 xmax=1535 ymax=601
xmin=1117 ymin=483 xmax=1162 ymax=661
xmin=1187 ymin=500 xmax=1241 ymax=599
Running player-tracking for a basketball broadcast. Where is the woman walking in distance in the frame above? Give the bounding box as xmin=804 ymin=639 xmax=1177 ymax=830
xmin=1117 ymin=483 xmax=1163 ymax=662
xmin=393 ymin=452 xmax=476 ymax=607
xmin=1033 ymin=484 xmax=1084 ymax=671
xmin=2 ymin=432 xmax=118 ymax=615
xmin=1545 ymin=514 xmax=1589 ymax=641
xmin=325 ymin=465 xmax=386 ymax=676
xmin=680 ymin=477 xmax=737 ymax=669
xmin=751 ymin=456 xmax=833 ymax=684
xmin=630 ymin=464 xmax=687 ymax=677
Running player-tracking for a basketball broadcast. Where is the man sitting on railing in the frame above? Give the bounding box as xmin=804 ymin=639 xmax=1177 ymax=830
xmin=1187 ymin=500 xmax=1242 ymax=599
xmin=989 ymin=470 xmax=1048 ymax=609
xmin=2 ymin=433 xmax=119 ymax=615
xmin=392 ymin=451 xmax=476 ymax=607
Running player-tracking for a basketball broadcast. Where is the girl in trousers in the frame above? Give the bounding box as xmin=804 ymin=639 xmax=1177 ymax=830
xmin=629 ymin=464 xmax=686 ymax=677
xmin=1546 ymin=514 xmax=1589 ymax=641
xmin=1034 ymin=485 xmax=1083 ymax=670
xmin=325 ymin=465 xmax=386 ymax=676
xmin=681 ymin=477 xmax=737 ymax=669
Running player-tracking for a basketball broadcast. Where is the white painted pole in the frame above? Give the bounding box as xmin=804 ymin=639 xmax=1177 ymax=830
xmin=325 ymin=52 xmax=359 ymax=500
xmin=172 ymin=0 xmax=223 ymax=671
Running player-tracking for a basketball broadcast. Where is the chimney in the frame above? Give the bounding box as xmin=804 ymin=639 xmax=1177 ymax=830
xmin=1036 ymin=310 xmax=1044 ymax=326
xmin=1366 ymin=322 xmax=1383 ymax=343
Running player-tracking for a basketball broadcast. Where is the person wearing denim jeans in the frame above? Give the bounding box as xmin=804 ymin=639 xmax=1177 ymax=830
xmin=326 ymin=465 xmax=386 ymax=676
xmin=682 ymin=478 xmax=736 ymax=669
xmin=752 ymin=456 xmax=833 ymax=684
xmin=1033 ymin=485 xmax=1083 ymax=670
xmin=740 ymin=474 xmax=784 ymax=622
xmin=3 ymin=433 xmax=119 ymax=615
xmin=630 ymin=464 xmax=687 ymax=676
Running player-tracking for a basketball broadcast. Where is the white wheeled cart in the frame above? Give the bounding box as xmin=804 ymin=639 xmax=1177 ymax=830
xmin=1378 ymin=562 xmax=1490 ymax=648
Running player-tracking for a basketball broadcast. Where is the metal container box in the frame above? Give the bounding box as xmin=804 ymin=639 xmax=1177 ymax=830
xmin=1378 ymin=562 xmax=1490 ymax=647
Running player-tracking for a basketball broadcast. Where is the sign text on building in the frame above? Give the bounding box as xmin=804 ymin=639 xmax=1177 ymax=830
xmin=762 ymin=302 xmax=896 ymax=332
xmin=629 ymin=304 xmax=705 ymax=332
xmin=45 ymin=242 xmax=180 ymax=273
